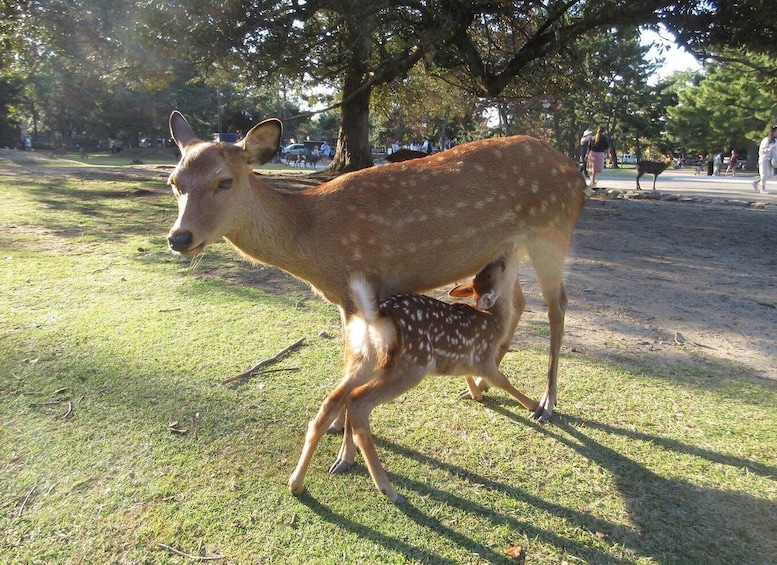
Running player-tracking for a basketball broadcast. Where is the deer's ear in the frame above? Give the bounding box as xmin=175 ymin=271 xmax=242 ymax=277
xmin=476 ymin=292 xmax=498 ymax=310
xmin=169 ymin=111 xmax=201 ymax=152
xmin=449 ymin=283 xmax=475 ymax=298
xmin=240 ymin=118 xmax=283 ymax=165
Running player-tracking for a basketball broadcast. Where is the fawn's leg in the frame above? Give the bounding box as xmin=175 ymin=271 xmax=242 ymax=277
xmin=482 ymin=365 xmax=539 ymax=412
xmin=459 ymin=375 xmax=485 ymax=401
xmin=329 ymin=410 xmax=357 ymax=474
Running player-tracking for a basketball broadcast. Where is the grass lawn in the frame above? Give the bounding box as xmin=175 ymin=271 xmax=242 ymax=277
xmin=1 ymin=154 xmax=775 ymax=564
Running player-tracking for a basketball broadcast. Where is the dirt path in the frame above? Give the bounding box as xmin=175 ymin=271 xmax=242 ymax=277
xmin=532 ymin=196 xmax=777 ymax=380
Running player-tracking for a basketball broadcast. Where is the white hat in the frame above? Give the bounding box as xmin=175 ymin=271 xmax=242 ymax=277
xmin=583 ymin=129 xmax=593 ymax=136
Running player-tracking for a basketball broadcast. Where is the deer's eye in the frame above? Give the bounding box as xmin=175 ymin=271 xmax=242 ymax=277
xmin=216 ymin=178 xmax=233 ymax=191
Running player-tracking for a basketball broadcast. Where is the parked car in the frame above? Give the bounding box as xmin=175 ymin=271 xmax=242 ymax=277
xmin=282 ymin=143 xmax=308 ymax=156
xmin=618 ymin=153 xmax=637 ymax=164
xmin=211 ymin=132 xmax=240 ymax=143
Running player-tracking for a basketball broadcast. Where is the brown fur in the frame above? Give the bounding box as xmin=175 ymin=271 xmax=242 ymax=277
xmin=636 ymin=156 xmax=672 ymax=190
xmin=166 ymin=111 xmax=586 ymax=422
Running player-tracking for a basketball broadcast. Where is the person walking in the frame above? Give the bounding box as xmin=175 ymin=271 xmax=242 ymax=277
xmin=579 ymin=129 xmax=592 ymax=176
xmin=725 ymin=149 xmax=739 ymax=175
xmin=713 ymin=151 xmax=723 ymax=176
xmin=586 ymin=126 xmax=611 ymax=189
xmin=752 ymin=125 xmax=777 ymax=194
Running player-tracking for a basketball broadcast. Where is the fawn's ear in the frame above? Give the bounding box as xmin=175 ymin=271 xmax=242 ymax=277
xmin=169 ymin=111 xmax=201 ymax=152
xmin=476 ymin=292 xmax=498 ymax=310
xmin=449 ymin=283 xmax=475 ymax=298
xmin=239 ymin=118 xmax=283 ymax=165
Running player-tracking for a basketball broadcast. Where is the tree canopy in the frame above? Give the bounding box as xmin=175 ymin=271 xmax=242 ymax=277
xmin=1 ymin=0 xmax=776 ymax=169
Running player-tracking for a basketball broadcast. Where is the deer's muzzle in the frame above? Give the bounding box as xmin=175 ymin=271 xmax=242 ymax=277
xmin=167 ymin=230 xmax=194 ymax=253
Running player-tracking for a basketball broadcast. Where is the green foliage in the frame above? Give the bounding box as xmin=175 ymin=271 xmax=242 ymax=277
xmin=2 ymin=1 xmax=777 ymax=165
xmin=666 ymin=51 xmax=777 ymax=156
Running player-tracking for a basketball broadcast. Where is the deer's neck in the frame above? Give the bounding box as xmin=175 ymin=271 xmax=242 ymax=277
xmin=487 ymin=295 xmax=514 ymax=340
xmin=225 ymin=177 xmax=345 ymax=304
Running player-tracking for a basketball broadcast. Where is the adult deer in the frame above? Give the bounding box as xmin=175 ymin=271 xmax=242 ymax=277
xmin=636 ymin=156 xmax=672 ymax=190
xmin=288 ymin=256 xmax=538 ymax=502
xmin=166 ymin=111 xmax=586 ymax=421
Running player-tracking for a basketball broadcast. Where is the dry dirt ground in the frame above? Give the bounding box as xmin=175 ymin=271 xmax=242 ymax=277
xmin=5 ymin=149 xmax=775 ymax=382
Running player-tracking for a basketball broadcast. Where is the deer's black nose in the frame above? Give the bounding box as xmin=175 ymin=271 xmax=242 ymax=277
xmin=167 ymin=231 xmax=193 ymax=252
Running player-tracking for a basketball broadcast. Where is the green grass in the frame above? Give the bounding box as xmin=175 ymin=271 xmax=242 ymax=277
xmin=1 ymin=158 xmax=776 ymax=564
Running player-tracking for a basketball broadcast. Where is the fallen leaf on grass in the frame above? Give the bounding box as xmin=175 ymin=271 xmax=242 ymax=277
xmin=167 ymin=421 xmax=188 ymax=434
xmin=504 ymin=545 xmax=523 ymax=559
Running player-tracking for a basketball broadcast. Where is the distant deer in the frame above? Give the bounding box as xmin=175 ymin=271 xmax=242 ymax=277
xmin=384 ymin=148 xmax=429 ymax=163
xmin=288 ymin=257 xmax=538 ymax=502
xmin=283 ymin=153 xmax=305 ymax=167
xmin=166 ymin=111 xmax=587 ymax=422
xmin=636 ymin=156 xmax=672 ymax=190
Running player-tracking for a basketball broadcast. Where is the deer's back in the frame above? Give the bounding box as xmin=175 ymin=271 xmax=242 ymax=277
xmin=304 ymin=136 xmax=586 ymax=297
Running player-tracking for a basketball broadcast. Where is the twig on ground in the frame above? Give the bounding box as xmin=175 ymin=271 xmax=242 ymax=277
xmin=61 ymin=401 xmax=73 ymax=418
xmin=221 ymin=337 xmax=306 ymax=386
xmin=16 ymin=483 xmax=37 ymax=518
xmin=158 ymin=543 xmax=224 ymax=561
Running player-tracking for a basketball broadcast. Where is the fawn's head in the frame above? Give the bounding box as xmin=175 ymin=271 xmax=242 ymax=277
xmin=448 ymin=256 xmax=518 ymax=310
xmin=166 ymin=111 xmax=282 ymax=256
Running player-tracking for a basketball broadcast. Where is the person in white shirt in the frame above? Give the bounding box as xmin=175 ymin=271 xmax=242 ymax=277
xmin=752 ymin=124 xmax=777 ymax=194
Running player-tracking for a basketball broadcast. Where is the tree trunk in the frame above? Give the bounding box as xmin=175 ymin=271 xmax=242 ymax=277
xmin=327 ymin=77 xmax=373 ymax=172
xmin=326 ymin=16 xmax=374 ymax=173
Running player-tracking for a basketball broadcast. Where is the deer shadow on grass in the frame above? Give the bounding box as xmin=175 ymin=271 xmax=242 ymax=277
xmin=487 ymin=403 xmax=777 ymax=563
xmin=299 ymin=428 xmax=632 ymax=565
xmin=301 ymin=397 xmax=776 ymax=565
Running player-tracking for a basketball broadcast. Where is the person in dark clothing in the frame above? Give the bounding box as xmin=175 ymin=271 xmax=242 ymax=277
xmin=586 ymin=126 xmax=611 ymax=188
